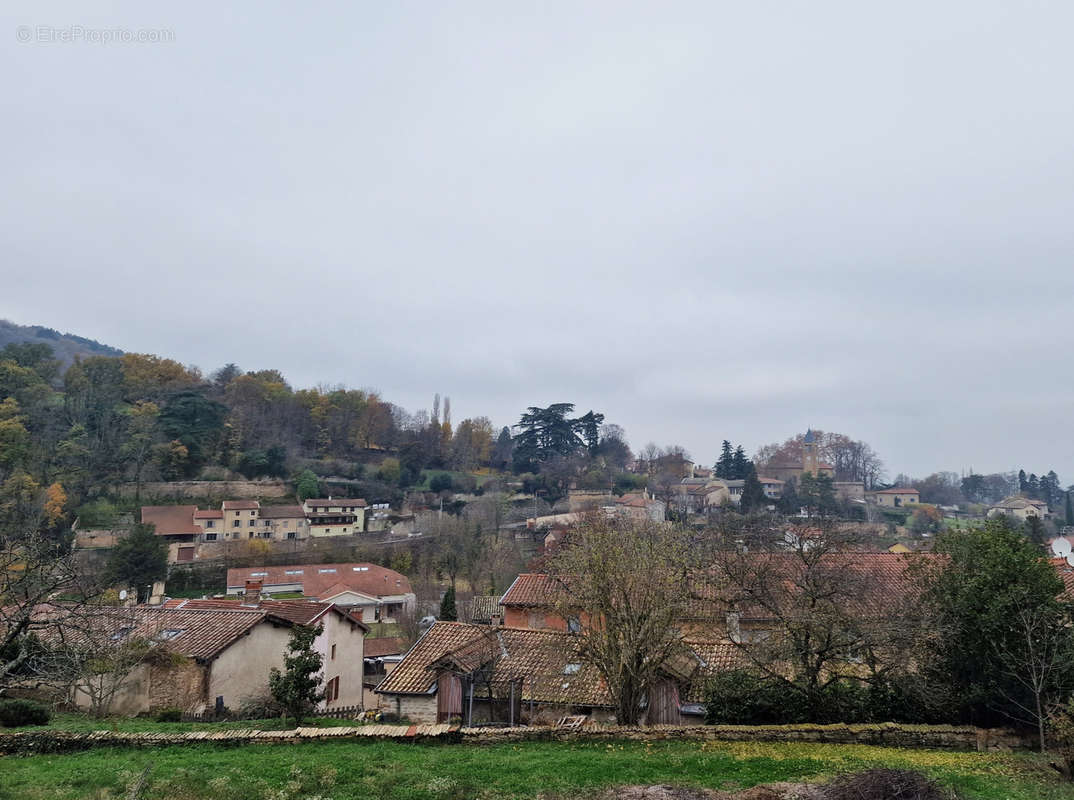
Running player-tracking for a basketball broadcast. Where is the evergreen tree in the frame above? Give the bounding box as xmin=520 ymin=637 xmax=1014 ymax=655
xmin=715 ymin=441 xmax=734 ymax=479
xmin=1019 ymin=469 xmax=1028 ymax=493
xmin=799 ymin=472 xmax=837 ymax=518
xmin=1066 ymin=491 xmax=1074 ymax=526
xmin=731 ymin=445 xmax=749 ymax=480
xmin=1025 ymin=515 xmax=1046 ymax=546
xmin=738 ymin=464 xmax=767 ymax=512
xmin=269 ymin=624 xmax=325 ymax=725
xmin=439 ymin=585 xmax=458 ymax=621
xmin=920 ymin=518 xmax=1074 ymax=728
xmin=295 ymin=469 xmax=319 ymax=502
xmin=777 ymin=481 xmax=801 ymax=516
xmin=573 ymin=410 xmax=605 ymax=455
xmin=1027 ymin=473 xmax=1041 ymax=500
xmin=105 ymin=523 xmax=167 ymax=601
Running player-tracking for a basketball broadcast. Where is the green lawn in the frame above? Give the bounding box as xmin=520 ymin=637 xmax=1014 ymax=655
xmin=1 ymin=738 xmax=1072 ymax=800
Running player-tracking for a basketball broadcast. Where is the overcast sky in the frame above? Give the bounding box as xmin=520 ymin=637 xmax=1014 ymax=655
xmin=3 ymin=2 xmax=1073 ymax=481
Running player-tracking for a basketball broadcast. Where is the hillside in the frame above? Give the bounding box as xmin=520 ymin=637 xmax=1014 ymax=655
xmin=0 ymin=319 xmax=123 ymax=366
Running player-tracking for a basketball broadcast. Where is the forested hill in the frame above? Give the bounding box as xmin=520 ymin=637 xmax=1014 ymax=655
xmin=0 ymin=319 xmax=122 ymax=366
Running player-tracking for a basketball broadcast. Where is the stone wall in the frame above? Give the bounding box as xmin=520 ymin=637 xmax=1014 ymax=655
xmin=117 ymin=480 xmax=291 ymax=500
xmin=458 ymin=723 xmax=1032 ymax=751
xmin=0 ymin=721 xmax=1033 ymax=756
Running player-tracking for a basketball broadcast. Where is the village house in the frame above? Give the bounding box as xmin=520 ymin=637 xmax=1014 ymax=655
xmin=988 ymin=495 xmax=1050 ymax=520
xmin=141 ymin=496 xmax=371 ymax=563
xmin=608 ymin=492 xmax=667 ymax=522
xmin=865 ymin=488 xmax=920 ymax=507
xmin=373 ymin=621 xmax=735 ymax=725
xmin=163 ymin=590 xmax=369 ymax=709
xmin=224 ymin=563 xmax=415 ymax=623
xmin=40 ymin=605 xmax=304 ymax=716
xmin=302 ymin=497 xmax=368 ymax=537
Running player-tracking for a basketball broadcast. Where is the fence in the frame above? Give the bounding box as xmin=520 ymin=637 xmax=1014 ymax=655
xmin=180 ymin=704 xmax=371 ymax=723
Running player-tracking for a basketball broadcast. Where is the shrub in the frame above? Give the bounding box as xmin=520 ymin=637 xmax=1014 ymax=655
xmin=705 ymin=671 xmax=944 ymax=725
xmin=824 ymin=769 xmax=956 ymax=800
xmin=428 ymin=474 xmax=453 ymax=493
xmin=0 ymin=698 xmax=50 ymax=727
xmin=154 ymin=707 xmax=182 ymax=722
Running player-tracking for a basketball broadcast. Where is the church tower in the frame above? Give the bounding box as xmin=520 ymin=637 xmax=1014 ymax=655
xmin=801 ymin=429 xmax=819 ymax=476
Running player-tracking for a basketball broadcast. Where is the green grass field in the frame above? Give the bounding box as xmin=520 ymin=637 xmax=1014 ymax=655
xmin=1 ymin=738 xmax=1072 ymax=800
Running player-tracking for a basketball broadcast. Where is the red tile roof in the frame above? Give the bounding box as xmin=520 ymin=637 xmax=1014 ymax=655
xmin=36 ymin=605 xmax=279 ymax=661
xmin=163 ymin=597 xmax=367 ymax=630
xmin=305 ymin=498 xmax=368 ymax=507
xmin=500 ymin=574 xmax=562 ymax=607
xmin=226 ymin=563 xmax=412 ymax=599
xmin=870 ymin=488 xmax=919 ymax=495
xmin=140 ymin=505 xmax=200 ymax=535
xmin=222 ymin=500 xmax=260 ymax=510
xmin=376 ymin=622 xmax=612 ymax=706
xmin=365 ymin=637 xmax=406 ymax=658
xmin=258 ymin=505 xmax=306 ymax=519
xmin=193 ymin=510 xmax=223 ymax=519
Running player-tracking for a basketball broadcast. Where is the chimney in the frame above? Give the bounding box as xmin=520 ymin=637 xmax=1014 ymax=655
xmin=491 ymin=614 xmax=502 ymax=628
xmin=242 ymin=580 xmax=262 ymax=606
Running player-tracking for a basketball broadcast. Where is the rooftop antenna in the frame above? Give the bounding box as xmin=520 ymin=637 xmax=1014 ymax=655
xmin=1066 ymin=552 xmax=1074 ymax=569
xmin=1052 ymin=538 xmax=1072 ymax=558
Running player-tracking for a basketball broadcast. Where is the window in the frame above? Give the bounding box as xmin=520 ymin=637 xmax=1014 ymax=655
xmin=352 ymin=567 xmax=369 ymax=572
xmin=286 ymin=532 xmax=297 ymax=540
xmin=264 ymin=520 xmax=271 ymax=527
xmin=250 ymin=572 xmax=268 ymax=577
xmin=158 ymin=629 xmax=184 ymax=641
xmin=259 ymin=532 xmax=271 ymax=539
xmin=232 ymin=520 xmax=240 ymax=528
xmin=205 ymin=520 xmax=214 ymax=528
xmin=250 ymin=510 xmax=256 ymax=516
xmin=331 ymin=644 xmax=336 ymax=660
xmin=248 ymin=520 xmax=256 ymax=527
xmin=284 ymin=569 xmax=303 ymax=575
xmin=318 ymin=568 xmax=337 ymax=574
xmin=204 ymin=533 xmax=217 ymax=542
xmin=325 ymin=676 xmax=340 ymax=702
xmin=567 ymin=616 xmax=582 ymax=634
xmin=110 ymin=627 xmax=133 ymax=641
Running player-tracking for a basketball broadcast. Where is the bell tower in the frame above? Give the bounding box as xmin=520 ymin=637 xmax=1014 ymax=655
xmin=801 ymin=429 xmax=819 ymax=476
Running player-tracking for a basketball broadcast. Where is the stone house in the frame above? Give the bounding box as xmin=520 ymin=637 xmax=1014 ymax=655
xmin=164 ymin=595 xmax=369 ymax=709
xmin=374 ymin=621 xmax=736 ymax=725
xmin=988 ymin=495 xmax=1049 ymax=520
xmin=866 ymin=488 xmax=920 ymax=507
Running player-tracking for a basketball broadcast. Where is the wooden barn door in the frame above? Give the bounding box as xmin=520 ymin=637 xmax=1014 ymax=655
xmin=437 ymin=674 xmax=463 ymax=722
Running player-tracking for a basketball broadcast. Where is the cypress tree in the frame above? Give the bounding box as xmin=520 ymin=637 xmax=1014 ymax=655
xmin=439 ymin=585 xmax=458 ymax=621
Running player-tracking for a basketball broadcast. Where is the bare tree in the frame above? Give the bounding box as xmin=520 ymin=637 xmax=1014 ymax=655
xmin=544 ymin=514 xmax=694 ymax=725
xmin=992 ymin=599 xmax=1074 ymax=752
xmin=707 ymin=522 xmax=925 ymax=717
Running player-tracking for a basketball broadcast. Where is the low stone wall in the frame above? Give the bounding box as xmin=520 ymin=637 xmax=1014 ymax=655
xmin=117 ymin=480 xmax=291 ymax=500
xmin=0 ymin=723 xmax=459 ymax=756
xmin=458 ymin=723 xmax=1031 ymax=752
xmin=0 ymin=722 xmax=1032 ymax=756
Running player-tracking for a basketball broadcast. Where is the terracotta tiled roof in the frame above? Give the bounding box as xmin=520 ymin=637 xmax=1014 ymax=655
xmin=870 ymin=488 xmax=919 ymax=495
xmin=681 ymin=639 xmax=742 ymax=702
xmin=376 ymin=622 xmax=612 ymax=706
xmin=465 ymin=595 xmax=502 ymax=624
xmin=500 ymin=574 xmax=563 ymax=607
xmin=365 ymin=637 xmax=406 ymax=658
xmin=140 ymin=505 xmax=200 ymax=535
xmin=258 ymin=505 xmax=306 ymax=519
xmin=305 ymin=498 xmax=368 ymax=507
xmin=222 ymin=500 xmax=260 ymax=510
xmin=35 ymin=605 xmax=279 ymax=661
xmin=226 ymin=563 xmax=412 ymax=599
xmin=992 ymin=496 xmax=1048 ymax=510
xmin=193 ymin=510 xmax=223 ymax=519
xmin=161 ymin=597 xmax=367 ymax=630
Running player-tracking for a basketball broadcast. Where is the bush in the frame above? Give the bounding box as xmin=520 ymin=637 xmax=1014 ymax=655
xmin=154 ymin=707 xmax=182 ymax=722
xmin=705 ymin=671 xmax=946 ymax=725
xmin=824 ymin=769 xmax=956 ymax=800
xmin=428 ymin=474 xmax=453 ymax=493
xmin=0 ymin=698 xmax=50 ymax=727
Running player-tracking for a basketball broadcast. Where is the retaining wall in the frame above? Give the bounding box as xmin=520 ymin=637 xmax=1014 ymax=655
xmin=0 ymin=721 xmax=1032 ymax=756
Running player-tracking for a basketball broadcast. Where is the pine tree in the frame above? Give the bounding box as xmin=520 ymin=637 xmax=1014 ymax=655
xmin=715 ymin=441 xmax=734 ymax=479
xmin=269 ymin=624 xmax=325 ymax=725
xmin=439 ymin=585 xmax=458 ymax=621
xmin=1066 ymin=491 xmax=1074 ymax=527
xmin=731 ymin=445 xmax=749 ymax=480
xmin=105 ymin=523 xmax=167 ymax=602
xmin=739 ymin=464 xmax=767 ymax=512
